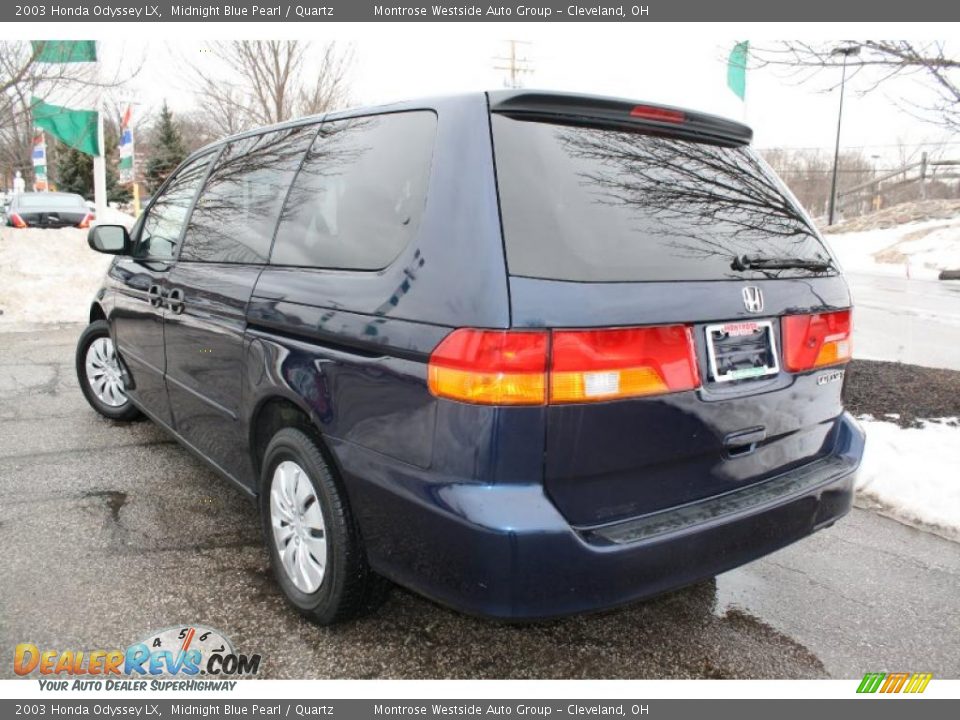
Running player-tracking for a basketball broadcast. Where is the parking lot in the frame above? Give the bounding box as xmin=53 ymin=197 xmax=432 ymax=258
xmin=1 ymin=324 xmax=958 ymax=680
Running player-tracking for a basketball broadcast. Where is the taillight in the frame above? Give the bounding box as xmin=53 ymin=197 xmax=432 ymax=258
xmin=427 ymin=326 xmax=700 ymax=405
xmin=78 ymin=213 xmax=94 ymax=229
xmin=427 ymin=329 xmax=548 ymax=405
xmin=550 ymin=326 xmax=699 ymax=403
xmin=630 ymin=105 xmax=685 ymax=123
xmin=9 ymin=213 xmax=26 ymax=228
xmin=783 ymin=310 xmax=852 ymax=372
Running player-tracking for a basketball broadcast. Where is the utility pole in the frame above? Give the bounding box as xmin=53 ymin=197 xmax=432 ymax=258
xmin=91 ymin=97 xmax=108 ymax=221
xmin=827 ymin=44 xmax=860 ymax=226
xmin=493 ymin=40 xmax=533 ymax=89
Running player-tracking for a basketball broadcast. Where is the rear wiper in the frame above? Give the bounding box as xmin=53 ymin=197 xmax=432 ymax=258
xmin=731 ymin=254 xmax=834 ymax=272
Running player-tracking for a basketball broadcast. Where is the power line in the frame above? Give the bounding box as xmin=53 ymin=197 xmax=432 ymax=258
xmin=756 ymin=139 xmax=960 ymax=152
xmin=493 ymin=39 xmax=534 ymax=89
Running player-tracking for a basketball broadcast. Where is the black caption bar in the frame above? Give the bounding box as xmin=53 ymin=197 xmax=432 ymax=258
xmin=4 ymin=0 xmax=960 ymax=22
xmin=3 ymin=700 xmax=960 ymax=719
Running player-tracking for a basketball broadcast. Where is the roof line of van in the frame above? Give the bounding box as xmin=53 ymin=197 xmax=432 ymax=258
xmin=183 ymin=89 xmax=752 ymax=162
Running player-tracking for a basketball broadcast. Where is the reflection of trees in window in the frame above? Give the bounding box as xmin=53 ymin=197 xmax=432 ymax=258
xmin=555 ymin=126 xmax=828 ymax=275
xmin=182 ymin=125 xmax=318 ymax=264
xmin=277 ymin=116 xmax=373 ymax=228
xmin=137 ymin=155 xmax=214 ymax=260
xmin=272 ymin=113 xmax=435 ymax=272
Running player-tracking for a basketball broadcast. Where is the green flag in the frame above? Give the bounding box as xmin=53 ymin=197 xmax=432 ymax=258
xmin=31 ymin=41 xmax=97 ymax=63
xmin=30 ymin=41 xmax=100 ymax=156
xmin=727 ymin=41 xmax=749 ymax=101
xmin=31 ymin=97 xmax=99 ymax=156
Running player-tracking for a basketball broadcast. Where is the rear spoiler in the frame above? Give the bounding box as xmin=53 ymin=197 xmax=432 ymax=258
xmin=487 ymin=90 xmax=752 ymax=147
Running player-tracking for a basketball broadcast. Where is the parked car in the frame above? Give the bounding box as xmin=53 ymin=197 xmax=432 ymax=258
xmin=6 ymin=191 xmax=94 ymax=229
xmin=77 ymin=91 xmax=865 ymax=623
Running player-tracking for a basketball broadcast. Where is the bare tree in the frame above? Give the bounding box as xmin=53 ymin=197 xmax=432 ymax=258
xmin=185 ymin=41 xmax=354 ymax=135
xmin=750 ymin=41 xmax=960 ymax=132
xmin=760 ymin=147 xmax=876 ymax=218
xmin=0 ymin=41 xmax=138 ymax=184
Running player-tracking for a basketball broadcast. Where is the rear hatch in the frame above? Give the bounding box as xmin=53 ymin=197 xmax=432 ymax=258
xmin=14 ymin=195 xmax=89 ymax=228
xmin=489 ymin=92 xmax=853 ymax=527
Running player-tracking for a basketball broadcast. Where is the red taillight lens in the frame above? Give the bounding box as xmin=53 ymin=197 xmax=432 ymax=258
xmin=78 ymin=213 xmax=93 ymax=229
xmin=630 ymin=105 xmax=685 ymax=123
xmin=10 ymin=213 xmax=27 ymax=228
xmin=783 ymin=310 xmax=853 ymax=372
xmin=427 ymin=329 xmax=548 ymax=405
xmin=550 ymin=326 xmax=699 ymax=403
xmin=427 ymin=325 xmax=700 ymax=405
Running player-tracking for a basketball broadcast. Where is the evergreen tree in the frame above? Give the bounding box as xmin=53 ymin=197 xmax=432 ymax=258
xmin=55 ymin=146 xmax=91 ymax=196
xmin=145 ymin=101 xmax=187 ymax=193
xmin=52 ymin=124 xmax=130 ymax=204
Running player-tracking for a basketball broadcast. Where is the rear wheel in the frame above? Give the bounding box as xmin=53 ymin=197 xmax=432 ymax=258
xmin=76 ymin=320 xmax=142 ymax=422
xmin=260 ymin=427 xmax=386 ymax=624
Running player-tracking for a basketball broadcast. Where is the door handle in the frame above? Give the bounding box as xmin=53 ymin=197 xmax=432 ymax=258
xmin=166 ymin=288 xmax=185 ymax=314
xmin=147 ymin=284 xmax=164 ymax=308
xmin=723 ymin=426 xmax=766 ymax=457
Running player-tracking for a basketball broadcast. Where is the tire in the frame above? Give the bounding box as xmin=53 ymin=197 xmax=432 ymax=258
xmin=76 ymin=320 xmax=142 ymax=422
xmin=260 ymin=427 xmax=387 ymax=624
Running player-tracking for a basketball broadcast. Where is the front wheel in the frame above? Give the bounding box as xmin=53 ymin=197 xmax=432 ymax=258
xmin=75 ymin=320 xmax=142 ymax=422
xmin=260 ymin=427 xmax=387 ymax=624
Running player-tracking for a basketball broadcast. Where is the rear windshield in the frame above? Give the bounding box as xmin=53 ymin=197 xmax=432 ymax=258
xmin=491 ymin=115 xmax=832 ymax=282
xmin=18 ymin=194 xmax=85 ymax=209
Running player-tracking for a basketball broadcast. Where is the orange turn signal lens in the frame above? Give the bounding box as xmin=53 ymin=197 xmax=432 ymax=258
xmin=427 ymin=329 xmax=548 ymax=405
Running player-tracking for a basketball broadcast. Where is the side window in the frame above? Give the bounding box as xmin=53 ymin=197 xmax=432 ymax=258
xmin=270 ymin=111 xmax=437 ymax=270
xmin=179 ymin=126 xmax=316 ymax=264
xmin=136 ymin=153 xmax=214 ymax=260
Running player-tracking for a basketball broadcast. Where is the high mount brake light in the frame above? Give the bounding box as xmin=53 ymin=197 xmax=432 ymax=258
xmin=629 ymin=105 xmax=686 ymax=124
xmin=783 ymin=310 xmax=853 ymax=372
xmin=427 ymin=326 xmax=700 ymax=406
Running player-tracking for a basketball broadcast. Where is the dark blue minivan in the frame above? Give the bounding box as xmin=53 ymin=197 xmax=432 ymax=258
xmin=78 ymin=91 xmax=865 ymax=623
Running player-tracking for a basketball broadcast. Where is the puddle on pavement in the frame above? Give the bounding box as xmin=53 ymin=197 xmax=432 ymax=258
xmin=81 ymin=489 xmax=128 ymax=523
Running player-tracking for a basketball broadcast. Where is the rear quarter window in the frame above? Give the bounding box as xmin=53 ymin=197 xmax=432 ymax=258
xmin=491 ymin=114 xmax=831 ymax=282
xmin=270 ymin=111 xmax=437 ymax=271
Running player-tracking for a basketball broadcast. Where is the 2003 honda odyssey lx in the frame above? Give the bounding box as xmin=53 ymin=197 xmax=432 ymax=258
xmin=77 ymin=90 xmax=865 ymax=623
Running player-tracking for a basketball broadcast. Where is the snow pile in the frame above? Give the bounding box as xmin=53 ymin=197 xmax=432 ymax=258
xmin=94 ymin=206 xmax=137 ymax=227
xmin=856 ymin=416 xmax=960 ymax=541
xmin=0 ymin=227 xmax=113 ymax=329
xmin=827 ymin=215 xmax=960 ymax=280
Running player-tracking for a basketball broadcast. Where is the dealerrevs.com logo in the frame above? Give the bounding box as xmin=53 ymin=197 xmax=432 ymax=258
xmin=14 ymin=625 xmax=261 ymax=691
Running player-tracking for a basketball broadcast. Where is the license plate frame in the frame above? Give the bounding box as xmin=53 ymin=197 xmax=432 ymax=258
xmin=705 ymin=319 xmax=780 ymax=383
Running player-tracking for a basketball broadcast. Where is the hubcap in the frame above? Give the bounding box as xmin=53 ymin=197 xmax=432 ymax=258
xmin=270 ymin=460 xmax=327 ymax=593
xmin=85 ymin=337 xmax=128 ymax=408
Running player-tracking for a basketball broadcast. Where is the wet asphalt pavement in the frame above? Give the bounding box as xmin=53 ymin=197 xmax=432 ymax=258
xmin=1 ymin=324 xmax=958 ymax=680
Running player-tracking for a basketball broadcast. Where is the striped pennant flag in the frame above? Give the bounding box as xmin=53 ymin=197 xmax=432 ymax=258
xmin=31 ymin=131 xmax=48 ymax=190
xmin=119 ymin=105 xmax=135 ymax=184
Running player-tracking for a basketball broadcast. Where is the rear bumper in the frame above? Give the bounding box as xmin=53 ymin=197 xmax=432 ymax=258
xmin=336 ymin=411 xmax=865 ymax=619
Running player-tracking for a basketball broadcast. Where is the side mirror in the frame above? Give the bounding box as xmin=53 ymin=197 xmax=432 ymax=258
xmin=87 ymin=225 xmax=131 ymax=255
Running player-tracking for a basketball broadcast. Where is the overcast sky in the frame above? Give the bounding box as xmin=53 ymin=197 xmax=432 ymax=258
xmin=96 ymin=25 xmax=959 ymax=166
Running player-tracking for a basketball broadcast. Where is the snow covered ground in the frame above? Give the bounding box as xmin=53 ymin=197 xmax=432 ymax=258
xmin=856 ymin=417 xmax=960 ymax=542
xmin=826 ymin=214 xmax=960 ymax=371
xmin=827 ymin=215 xmax=960 ymax=281
xmin=0 ymin=209 xmax=134 ymax=331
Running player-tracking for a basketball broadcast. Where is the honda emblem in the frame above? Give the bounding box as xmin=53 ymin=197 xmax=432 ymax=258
xmin=742 ymin=286 xmax=764 ymax=313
